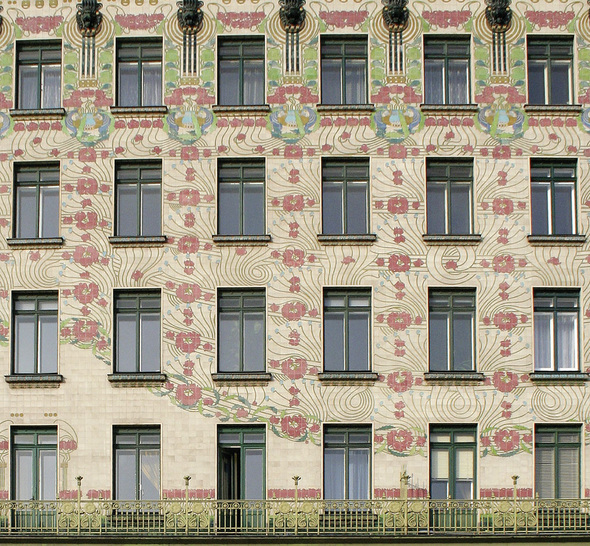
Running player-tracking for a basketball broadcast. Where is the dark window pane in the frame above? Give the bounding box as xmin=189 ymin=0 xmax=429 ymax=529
xmin=449 ymin=184 xmax=470 ymax=234
xmin=452 ymin=313 xmax=473 ymax=371
xmin=219 ymin=183 xmax=241 ymax=235
xmin=143 ymin=62 xmax=162 ymax=106
xmin=118 ymin=184 xmax=139 ymax=236
xmin=243 ymin=182 xmax=264 ymax=235
xmin=40 ymin=186 xmax=59 ymax=238
xmin=528 ymin=61 xmax=546 ymax=105
xmin=429 ymin=313 xmax=448 ymax=371
xmin=140 ymin=314 xmax=160 ymax=372
xmin=141 ymin=184 xmax=161 ymax=236
xmin=425 ymin=60 xmax=444 ymax=104
xmin=348 ymin=312 xmax=369 ymax=371
xmin=323 ymin=182 xmax=343 ymax=234
xmin=427 ymin=183 xmax=446 ymax=234
xmin=39 ymin=316 xmax=58 ymax=374
xmin=554 ymin=183 xmax=574 ymax=235
xmin=116 ymin=315 xmax=137 ymax=372
xmin=324 ymin=313 xmax=345 ymax=371
xmin=321 ymin=60 xmax=342 ymax=104
xmin=17 ymin=187 xmax=38 ymax=238
xmin=346 ymin=182 xmax=367 ymax=234
xmin=15 ymin=316 xmax=36 ymax=373
xmin=345 ymin=59 xmax=366 ymax=104
xmin=42 ymin=65 xmax=61 ymax=108
xmin=19 ymin=66 xmax=39 ymax=109
xmin=219 ymin=312 xmax=240 ymax=372
xmin=550 ymin=61 xmax=570 ymax=104
xmin=118 ymin=63 xmax=139 ymax=107
xmin=531 ymin=183 xmax=550 ymax=235
xmin=243 ymin=312 xmax=264 ymax=371
xmin=243 ymin=60 xmax=264 ymax=105
xmin=324 ymin=448 xmax=345 ymax=499
xmin=447 ymin=59 xmax=468 ymax=104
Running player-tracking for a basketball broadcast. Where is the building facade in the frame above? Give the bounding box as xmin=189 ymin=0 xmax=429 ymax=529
xmin=0 ymin=0 xmax=588 ymax=541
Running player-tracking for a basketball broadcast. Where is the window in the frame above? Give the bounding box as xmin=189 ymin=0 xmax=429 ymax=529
xmin=115 ymin=161 xmax=162 ymax=237
xmin=322 ymin=159 xmax=369 ymax=235
xmin=527 ymin=37 xmax=573 ymax=105
xmin=14 ymin=164 xmax=59 ymax=239
xmin=324 ymin=426 xmax=370 ymax=500
xmin=116 ymin=40 xmax=162 ymax=107
xmin=424 ymin=37 xmax=470 ymax=105
xmin=429 ymin=290 xmax=475 ymax=372
xmin=11 ymin=428 xmax=57 ymax=501
xmin=323 ymin=289 xmax=370 ymax=372
xmin=535 ymin=426 xmax=580 ymax=499
xmin=218 ymin=38 xmax=265 ymax=106
xmin=218 ymin=427 xmax=265 ymax=500
xmin=531 ymin=160 xmax=576 ymax=236
xmin=534 ymin=290 xmax=579 ymax=372
xmin=16 ymin=42 xmax=61 ymax=110
xmin=114 ymin=292 xmax=160 ymax=373
xmin=426 ymin=160 xmax=473 ymax=235
xmin=114 ymin=427 xmax=160 ymax=500
xmin=12 ymin=293 xmax=58 ymax=375
xmin=218 ymin=160 xmax=265 ymax=236
xmin=218 ymin=290 xmax=265 ymax=373
xmin=430 ymin=426 xmax=476 ymax=500
xmin=321 ymin=37 xmax=368 ymax=105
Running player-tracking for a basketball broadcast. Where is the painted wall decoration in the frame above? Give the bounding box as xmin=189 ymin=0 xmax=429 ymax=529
xmin=0 ymin=0 xmax=588 ymax=496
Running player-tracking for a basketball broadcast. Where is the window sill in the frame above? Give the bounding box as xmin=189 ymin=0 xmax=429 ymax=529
xmin=423 ymin=372 xmax=485 ymax=383
xmin=5 ymin=374 xmax=63 ymax=387
xmin=7 ymin=237 xmax=64 ymax=247
xmin=524 ymin=104 xmax=582 ymax=115
xmin=109 ymin=236 xmax=167 ymax=246
xmin=110 ymin=106 xmax=168 ymax=116
xmin=212 ymin=105 xmax=271 ymax=115
xmin=317 ymin=234 xmax=377 ymax=245
xmin=212 ymin=234 xmax=272 ymax=246
xmin=422 ymin=234 xmax=482 ymax=246
xmin=527 ymin=235 xmax=586 ymax=247
xmin=316 ymin=104 xmax=375 ymax=115
xmin=529 ymin=372 xmax=589 ymax=383
xmin=318 ymin=372 xmax=379 ymax=385
xmin=211 ymin=372 xmax=272 ymax=385
xmin=420 ymin=104 xmax=479 ymax=115
xmin=10 ymin=108 xmax=66 ymax=119
xmin=107 ymin=373 xmax=167 ymax=387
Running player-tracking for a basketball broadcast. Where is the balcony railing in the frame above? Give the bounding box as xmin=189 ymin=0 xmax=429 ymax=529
xmin=1 ymin=497 xmax=589 ymax=537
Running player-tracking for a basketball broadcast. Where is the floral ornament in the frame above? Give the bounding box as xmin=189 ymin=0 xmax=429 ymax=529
xmin=480 ymin=426 xmax=532 ymax=457
xmin=269 ymin=104 xmax=318 ymax=143
xmin=0 ymin=320 xmax=8 ymax=347
xmin=372 ymin=106 xmax=421 ymax=143
xmin=166 ymin=102 xmax=215 ymax=144
xmin=374 ymin=425 xmax=427 ymax=457
xmin=60 ymin=318 xmax=111 ymax=365
xmin=16 ymin=15 xmax=63 ymax=33
xmin=477 ymin=105 xmax=525 ymax=143
xmin=64 ymin=101 xmax=111 ymax=147
xmin=0 ymin=114 xmax=11 ymax=141
xmin=492 ymin=370 xmax=519 ymax=393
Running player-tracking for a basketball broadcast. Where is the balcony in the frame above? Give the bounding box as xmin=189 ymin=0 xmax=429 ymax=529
xmin=0 ymin=497 xmax=589 ymax=538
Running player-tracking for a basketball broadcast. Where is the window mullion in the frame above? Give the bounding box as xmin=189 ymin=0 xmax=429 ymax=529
xmin=136 ymin=308 xmax=142 ymax=372
xmin=240 ymin=307 xmax=245 ymax=372
xmin=342 ymin=176 xmax=348 ymax=233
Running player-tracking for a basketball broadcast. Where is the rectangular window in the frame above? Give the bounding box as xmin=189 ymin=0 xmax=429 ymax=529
xmin=321 ymin=37 xmax=368 ymax=105
xmin=14 ymin=163 xmax=60 ymax=239
xmin=116 ymin=40 xmax=162 ymax=107
xmin=16 ymin=42 xmax=61 ymax=110
xmin=424 ymin=37 xmax=470 ymax=105
xmin=429 ymin=289 xmax=475 ymax=372
xmin=535 ymin=426 xmax=580 ymax=499
xmin=530 ymin=160 xmax=576 ymax=236
xmin=426 ymin=160 xmax=473 ymax=235
xmin=115 ymin=161 xmax=162 ymax=237
xmin=218 ymin=426 xmax=265 ymax=500
xmin=218 ymin=38 xmax=265 ymax=106
xmin=114 ymin=427 xmax=160 ymax=500
xmin=11 ymin=428 xmax=57 ymax=501
xmin=218 ymin=290 xmax=265 ymax=373
xmin=324 ymin=426 xmax=371 ymax=500
xmin=218 ymin=160 xmax=265 ymax=236
xmin=324 ymin=288 xmax=371 ymax=372
xmin=12 ymin=293 xmax=58 ymax=375
xmin=322 ymin=159 xmax=369 ymax=235
xmin=527 ymin=37 xmax=573 ymax=105
xmin=430 ymin=426 xmax=476 ymax=500
xmin=534 ymin=290 xmax=579 ymax=372
xmin=114 ymin=292 xmax=160 ymax=374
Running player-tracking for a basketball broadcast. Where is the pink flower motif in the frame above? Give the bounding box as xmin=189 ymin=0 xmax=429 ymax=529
xmin=387 ymin=312 xmax=412 ymax=331
xmin=289 ymin=276 xmax=300 ymax=293
xmin=77 ymin=178 xmax=98 ymax=195
xmin=218 ymin=11 xmax=265 ymax=29
xmin=73 ymin=283 xmax=99 ymax=304
xmin=387 ymin=196 xmax=408 ymax=215
xmin=73 ymin=245 xmax=99 ymax=267
xmin=445 ymin=260 xmax=458 ymax=270
xmin=15 ymin=15 xmax=63 ymax=33
xmin=481 ymin=436 xmax=491 ymax=447
xmin=422 ymin=10 xmax=471 ymax=28
xmin=114 ymin=13 xmax=165 ymax=30
xmin=283 ymin=194 xmax=305 ymax=212
xmin=282 ymin=302 xmax=307 ymax=321
xmin=181 ymin=146 xmax=199 ymax=160
xmin=177 ymin=236 xmax=199 ymax=254
xmin=283 ymin=249 xmax=305 ymax=268
xmin=388 ymin=254 xmax=411 ymax=272
xmin=72 ymin=320 xmax=98 ymax=342
xmin=78 ymin=148 xmax=97 ymax=162
xmin=176 ymin=384 xmax=202 ymax=406
xmin=179 ymin=189 xmax=200 ymax=206
xmin=387 ymin=371 xmax=413 ymax=392
xmin=389 ymin=144 xmax=407 ymax=159
xmin=494 ymin=429 xmax=520 ymax=452
xmin=281 ymin=358 xmax=307 ymax=379
xmin=175 ymin=332 xmax=201 ymax=353
xmin=281 ymin=415 xmax=307 ymax=438
xmin=492 ymin=198 xmax=514 ymax=216
xmin=386 ymin=429 xmax=413 ymax=452
xmin=176 ymin=283 xmax=202 ymax=303
xmin=493 ymin=371 xmax=519 ymax=393
xmin=492 ymin=146 xmax=511 ymax=159
xmin=493 ymin=312 xmax=518 ymax=331
xmin=235 ymin=408 xmax=249 ymax=419
xmin=75 ymin=211 xmax=98 ymax=231
xmin=492 ymin=255 xmax=515 ymax=274
xmin=318 ymin=10 xmax=368 ymax=28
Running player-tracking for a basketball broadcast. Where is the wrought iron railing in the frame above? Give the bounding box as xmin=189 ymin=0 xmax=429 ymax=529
xmin=0 ymin=497 xmax=589 ymax=537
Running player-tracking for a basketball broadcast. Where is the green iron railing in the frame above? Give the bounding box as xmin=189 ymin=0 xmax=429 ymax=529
xmin=1 ymin=476 xmax=588 ymax=537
